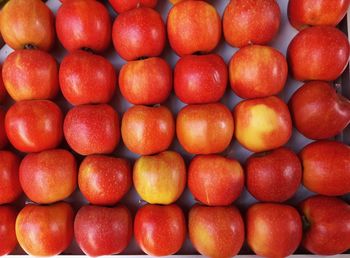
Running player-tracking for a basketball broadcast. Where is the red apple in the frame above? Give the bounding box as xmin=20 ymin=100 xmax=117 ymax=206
xmin=74 ymin=205 xmax=132 ymax=256
xmin=247 ymin=203 xmax=302 ymax=258
xmin=0 ymin=151 xmax=21 ymax=204
xmin=287 ymin=26 xmax=349 ymax=81
xmin=119 ymin=57 xmax=172 ymax=105
xmin=229 ymin=45 xmax=288 ymax=99
xmin=174 ymin=54 xmax=227 ymax=104
xmin=246 ymin=147 xmax=302 ymax=202
xmin=288 ymin=0 xmax=350 ymax=30
xmin=112 ymin=7 xmax=165 ymax=61
xmin=16 ymin=202 xmax=74 ymax=256
xmin=64 ymin=104 xmax=120 ymax=155
xmin=300 ymin=195 xmax=350 ymax=255
xmin=134 ymin=204 xmax=186 ymax=256
xmin=188 ymin=155 xmax=244 ymax=206
xmin=167 ymin=1 xmax=221 ymax=56
xmin=0 ymin=0 xmax=55 ymax=50
xmin=189 ymin=205 xmax=244 ymax=257
xmin=176 ymin=103 xmax=234 ymax=154
xmin=2 ymin=49 xmax=58 ymax=101
xmin=234 ymin=96 xmax=292 ymax=152
xmin=290 ymin=81 xmax=350 ymax=139
xmin=301 ymin=140 xmax=350 ymax=196
xmin=133 ymin=151 xmax=186 ymax=204
xmin=121 ymin=105 xmax=175 ymax=155
xmin=79 ymin=155 xmax=132 ymax=205
xmin=109 ymin=0 xmax=158 ymax=13
xmin=0 ymin=65 xmax=7 ymax=102
xmin=56 ymin=0 xmax=111 ymax=52
xmin=59 ymin=50 xmax=116 ymax=105
xmin=0 ymin=206 xmax=17 ymax=256
xmin=5 ymin=100 xmax=63 ymax=153
xmin=0 ymin=108 xmax=8 ymax=149
xmin=223 ymin=0 xmax=281 ymax=48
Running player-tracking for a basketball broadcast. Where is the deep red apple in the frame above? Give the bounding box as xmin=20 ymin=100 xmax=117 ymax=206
xmin=0 ymin=151 xmax=21 ymax=204
xmin=74 ymin=205 xmax=132 ymax=256
xmin=0 ymin=65 xmax=7 ymax=102
xmin=0 ymin=108 xmax=8 ymax=149
xmin=0 ymin=206 xmax=17 ymax=256
xmin=109 ymin=0 xmax=158 ymax=13
xmin=174 ymin=54 xmax=227 ymax=104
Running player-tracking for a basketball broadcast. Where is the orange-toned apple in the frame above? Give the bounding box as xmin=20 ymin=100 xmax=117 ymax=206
xmin=234 ymin=96 xmax=292 ymax=152
xmin=177 ymin=103 xmax=234 ymax=154
xmin=109 ymin=0 xmax=158 ymax=13
xmin=0 ymin=65 xmax=7 ymax=102
xmin=189 ymin=205 xmax=244 ymax=257
xmin=0 ymin=151 xmax=21 ymax=204
xmin=134 ymin=151 xmax=186 ymax=204
xmin=0 ymin=206 xmax=17 ymax=256
xmin=0 ymin=108 xmax=8 ymax=149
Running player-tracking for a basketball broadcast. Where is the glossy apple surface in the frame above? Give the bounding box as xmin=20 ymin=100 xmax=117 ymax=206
xmin=0 ymin=108 xmax=8 ymax=149
xmin=0 ymin=206 xmax=17 ymax=256
xmin=0 ymin=151 xmax=21 ymax=204
xmin=109 ymin=0 xmax=158 ymax=13
xmin=0 ymin=65 xmax=7 ymax=102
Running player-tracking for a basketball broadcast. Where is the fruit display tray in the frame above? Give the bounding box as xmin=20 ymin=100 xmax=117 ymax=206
xmin=0 ymin=0 xmax=349 ymax=256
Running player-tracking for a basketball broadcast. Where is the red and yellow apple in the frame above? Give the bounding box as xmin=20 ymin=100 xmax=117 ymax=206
xmin=0 ymin=151 xmax=21 ymax=204
xmin=0 ymin=108 xmax=8 ymax=149
xmin=0 ymin=206 xmax=17 ymax=256
xmin=0 ymin=65 xmax=7 ymax=102
xmin=109 ymin=0 xmax=158 ymax=13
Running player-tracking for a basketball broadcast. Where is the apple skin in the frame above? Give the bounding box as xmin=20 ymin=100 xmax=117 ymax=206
xmin=133 ymin=151 xmax=186 ymax=205
xmin=119 ymin=57 xmax=172 ymax=105
xmin=64 ymin=104 xmax=120 ymax=155
xmin=19 ymin=149 xmax=77 ymax=204
xmin=134 ymin=204 xmax=186 ymax=256
xmin=0 ymin=206 xmax=17 ymax=256
xmin=56 ymin=0 xmax=111 ymax=52
xmin=74 ymin=205 xmax=132 ymax=256
xmin=229 ymin=45 xmax=288 ymax=99
xmin=0 ymin=65 xmax=7 ymax=102
xmin=189 ymin=205 xmax=244 ymax=257
xmin=300 ymin=195 xmax=350 ymax=255
xmin=112 ymin=7 xmax=165 ymax=61
xmin=300 ymin=140 xmax=350 ymax=196
xmin=5 ymin=100 xmax=63 ymax=153
xmin=78 ymin=155 xmax=132 ymax=205
xmin=174 ymin=54 xmax=227 ymax=104
xmin=247 ymin=203 xmax=302 ymax=258
xmin=0 ymin=108 xmax=8 ymax=149
xmin=109 ymin=0 xmax=158 ymax=13
xmin=60 ymin=50 xmax=116 ymax=105
xmin=234 ymin=96 xmax=292 ymax=152
xmin=246 ymin=147 xmax=302 ymax=202
xmin=288 ymin=0 xmax=350 ymax=30
xmin=0 ymin=0 xmax=55 ymax=51
xmin=188 ymin=155 xmax=244 ymax=206
xmin=121 ymin=105 xmax=175 ymax=155
xmin=290 ymin=81 xmax=350 ymax=140
xmin=176 ymin=103 xmax=234 ymax=154
xmin=287 ymin=26 xmax=349 ymax=81
xmin=167 ymin=1 xmax=221 ymax=56
xmin=223 ymin=0 xmax=281 ymax=48
xmin=2 ymin=49 xmax=59 ymax=101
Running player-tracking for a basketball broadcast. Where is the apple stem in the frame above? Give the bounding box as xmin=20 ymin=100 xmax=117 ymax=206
xmin=302 ymin=215 xmax=311 ymax=231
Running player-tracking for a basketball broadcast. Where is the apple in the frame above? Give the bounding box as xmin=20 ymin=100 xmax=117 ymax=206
xmin=79 ymin=155 xmax=132 ymax=205
xmin=234 ymin=96 xmax=292 ymax=152
xmin=169 ymin=0 xmax=186 ymax=4
xmin=246 ymin=147 xmax=302 ymax=202
xmin=121 ymin=105 xmax=174 ymax=155
xmin=287 ymin=26 xmax=349 ymax=81
xmin=16 ymin=202 xmax=74 ymax=256
xmin=290 ymin=81 xmax=350 ymax=140
xmin=119 ymin=57 xmax=172 ymax=105
xmin=223 ymin=0 xmax=281 ymax=48
xmin=300 ymin=140 xmax=350 ymax=196
xmin=176 ymin=103 xmax=234 ymax=154
xmin=2 ymin=49 xmax=59 ymax=101
xmin=133 ymin=151 xmax=186 ymax=205
xmin=112 ymin=7 xmax=165 ymax=61
xmin=19 ymin=149 xmax=77 ymax=204
xmin=300 ymin=195 xmax=350 ymax=255
xmin=5 ymin=100 xmax=63 ymax=153
xmin=0 ymin=151 xmax=21 ymax=204
xmin=188 ymin=155 xmax=244 ymax=206
xmin=0 ymin=0 xmax=55 ymax=50
xmin=288 ymin=0 xmax=350 ymax=30
xmin=60 ymin=50 xmax=116 ymax=105
xmin=134 ymin=204 xmax=186 ymax=256
xmin=229 ymin=45 xmax=288 ymax=99
xmin=167 ymin=1 xmax=221 ymax=56
xmin=189 ymin=205 xmax=244 ymax=257
xmin=0 ymin=65 xmax=6 ymax=102
xmin=0 ymin=108 xmax=8 ymax=149
xmin=64 ymin=104 xmax=120 ymax=155
xmin=0 ymin=206 xmax=17 ymax=256
xmin=74 ymin=205 xmax=132 ymax=256
xmin=109 ymin=0 xmax=158 ymax=13
xmin=247 ymin=203 xmax=302 ymax=257
xmin=56 ymin=0 xmax=111 ymax=52
xmin=174 ymin=54 xmax=227 ymax=104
